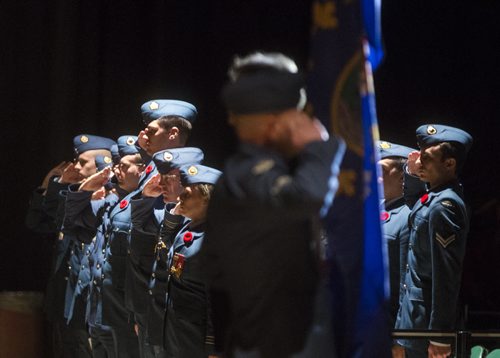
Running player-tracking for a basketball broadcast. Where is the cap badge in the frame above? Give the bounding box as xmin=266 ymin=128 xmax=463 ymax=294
xmin=163 ymin=152 xmax=173 ymax=161
xmin=126 ymin=136 xmax=135 ymax=145
xmin=103 ymin=156 xmax=112 ymax=164
xmin=80 ymin=135 xmax=89 ymax=143
xmin=379 ymin=142 xmax=391 ymax=149
xmin=188 ymin=166 xmax=198 ymax=176
xmin=149 ymin=101 xmax=159 ymax=110
xmin=427 ymin=125 xmax=437 ymax=135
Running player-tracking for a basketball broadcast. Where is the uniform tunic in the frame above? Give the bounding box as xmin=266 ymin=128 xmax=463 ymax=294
xmin=204 ymin=138 xmax=344 ymax=356
xmin=395 ymin=181 xmax=469 ymax=353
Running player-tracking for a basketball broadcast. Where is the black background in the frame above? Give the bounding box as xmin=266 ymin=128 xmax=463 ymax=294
xmin=1 ymin=1 xmax=499 ymax=316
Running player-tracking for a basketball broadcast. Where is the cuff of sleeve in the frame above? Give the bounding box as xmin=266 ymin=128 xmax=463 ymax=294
xmin=205 ymin=336 xmax=216 ymax=355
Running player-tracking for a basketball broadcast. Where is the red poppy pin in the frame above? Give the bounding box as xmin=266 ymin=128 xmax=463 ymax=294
xmin=183 ymin=232 xmax=193 ymax=246
xmin=380 ymin=211 xmax=390 ymax=221
xmin=420 ymin=193 xmax=429 ymax=204
xmin=145 ymin=165 xmax=153 ymax=174
xmin=119 ymin=199 xmax=128 ymax=209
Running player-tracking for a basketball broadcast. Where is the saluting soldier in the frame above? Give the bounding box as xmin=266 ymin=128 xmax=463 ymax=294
xmin=26 ymin=157 xmax=86 ymax=357
xmin=131 ymin=147 xmax=205 ymax=357
xmin=126 ymin=99 xmax=197 ymax=357
xmin=394 ymin=125 xmax=472 ymax=358
xmin=163 ymin=164 xmax=220 ymax=358
xmin=203 ymin=52 xmax=345 ymax=357
xmin=61 ymin=134 xmax=116 ymax=356
xmin=377 ymin=140 xmax=415 ymax=325
xmin=64 ymin=135 xmax=145 ymax=357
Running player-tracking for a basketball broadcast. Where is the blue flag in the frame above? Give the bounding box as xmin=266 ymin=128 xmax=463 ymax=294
xmin=307 ymin=0 xmax=390 ymax=357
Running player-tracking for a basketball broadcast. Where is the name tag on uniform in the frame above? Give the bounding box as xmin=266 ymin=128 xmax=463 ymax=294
xmin=170 ymin=253 xmax=185 ymax=279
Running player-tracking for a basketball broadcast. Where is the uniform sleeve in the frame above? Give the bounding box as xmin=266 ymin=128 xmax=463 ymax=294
xmin=25 ymin=188 xmax=58 ymax=233
xmin=43 ymin=177 xmax=69 ymax=220
xmin=204 ymin=285 xmax=216 ymax=355
xmin=63 ymin=187 xmax=106 ymax=244
xmin=130 ymin=196 xmax=163 ymax=235
xmin=427 ymin=199 xmax=467 ymax=336
xmin=245 ymin=136 xmax=344 ymax=214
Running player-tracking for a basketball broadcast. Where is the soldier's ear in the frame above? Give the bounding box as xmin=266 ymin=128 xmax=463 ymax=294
xmin=168 ymin=126 xmax=179 ymax=140
xmin=444 ymin=157 xmax=456 ymax=171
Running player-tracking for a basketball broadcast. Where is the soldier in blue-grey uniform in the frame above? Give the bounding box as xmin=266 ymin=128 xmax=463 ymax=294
xmin=394 ymin=124 xmax=473 ymax=358
xmin=126 ymin=99 xmax=197 ymax=358
xmin=26 ymin=156 xmax=87 ymax=357
xmin=203 ymin=52 xmax=345 ymax=357
xmin=61 ymin=135 xmax=116 ymax=356
xmin=163 ymin=164 xmax=220 ymax=357
xmin=131 ymin=147 xmax=206 ymax=357
xmin=377 ymin=140 xmax=415 ymax=325
xmin=64 ymin=135 xmax=145 ymax=357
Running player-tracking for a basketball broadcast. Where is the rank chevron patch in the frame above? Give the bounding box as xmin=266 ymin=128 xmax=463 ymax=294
xmin=435 ymin=233 xmax=456 ymax=248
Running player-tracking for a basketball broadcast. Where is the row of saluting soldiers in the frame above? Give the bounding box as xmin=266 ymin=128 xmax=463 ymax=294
xmin=26 ymin=50 xmax=474 ymax=358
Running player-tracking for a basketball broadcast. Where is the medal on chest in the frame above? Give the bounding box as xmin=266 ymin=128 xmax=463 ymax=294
xmin=170 ymin=253 xmax=186 ymax=279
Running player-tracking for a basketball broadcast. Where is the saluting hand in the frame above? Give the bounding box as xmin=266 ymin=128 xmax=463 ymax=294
xmin=59 ymin=162 xmax=82 ymax=184
xmin=41 ymin=161 xmax=69 ymax=190
xmin=142 ymin=173 xmax=162 ymax=197
xmin=78 ymin=167 xmax=111 ymax=192
xmin=137 ymin=130 xmax=149 ymax=150
xmin=286 ymin=113 xmax=324 ymax=151
xmin=407 ymin=151 xmax=422 ymax=177
xmin=91 ymin=187 xmax=106 ymax=200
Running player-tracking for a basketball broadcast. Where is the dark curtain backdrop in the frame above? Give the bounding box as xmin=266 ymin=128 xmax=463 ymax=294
xmin=1 ymin=1 xmax=499 ymax=314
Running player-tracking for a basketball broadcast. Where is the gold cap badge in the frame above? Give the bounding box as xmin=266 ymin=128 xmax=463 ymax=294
xmin=188 ymin=166 xmax=198 ymax=176
xmin=103 ymin=156 xmax=112 ymax=164
xmin=126 ymin=136 xmax=135 ymax=145
xmin=80 ymin=135 xmax=89 ymax=143
xmin=163 ymin=152 xmax=173 ymax=161
xmin=149 ymin=101 xmax=159 ymax=110
xmin=379 ymin=141 xmax=391 ymax=149
xmin=427 ymin=125 xmax=437 ymax=135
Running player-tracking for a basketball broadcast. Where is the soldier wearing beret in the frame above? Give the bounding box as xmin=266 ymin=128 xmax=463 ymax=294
xmin=377 ymin=141 xmax=415 ymax=326
xmin=394 ymin=125 xmax=473 ymax=358
xmin=203 ymin=52 xmax=345 ymax=357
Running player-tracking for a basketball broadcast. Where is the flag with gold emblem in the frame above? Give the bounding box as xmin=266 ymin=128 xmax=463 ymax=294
xmin=307 ymin=0 xmax=390 ymax=356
